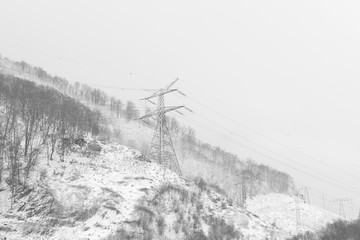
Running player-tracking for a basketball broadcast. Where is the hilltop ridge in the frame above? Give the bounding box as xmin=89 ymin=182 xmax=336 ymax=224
xmin=0 ymin=138 xmax=338 ymax=239
xmin=0 ymin=56 xmax=295 ymax=200
xmin=0 ymin=56 xmax=340 ymax=239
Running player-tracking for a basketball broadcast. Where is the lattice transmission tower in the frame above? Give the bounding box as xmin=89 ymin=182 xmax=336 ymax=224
xmin=294 ymin=188 xmax=301 ymax=231
xmin=332 ymin=198 xmax=350 ymax=219
xmin=300 ymin=186 xmax=311 ymax=205
xmin=235 ymin=167 xmax=252 ymax=209
xmin=137 ymin=79 xmax=189 ymax=175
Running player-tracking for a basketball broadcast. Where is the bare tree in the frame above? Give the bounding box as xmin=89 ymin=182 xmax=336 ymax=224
xmin=124 ymin=101 xmax=139 ymax=121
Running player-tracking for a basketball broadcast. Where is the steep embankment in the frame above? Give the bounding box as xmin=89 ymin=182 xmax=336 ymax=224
xmin=0 ymin=56 xmax=296 ymax=201
xmin=0 ymin=139 xmax=339 ymax=240
xmin=0 ymin=139 xmax=281 ymax=240
xmin=0 ymin=56 xmax=340 ymax=240
xmin=247 ymin=193 xmax=340 ymax=236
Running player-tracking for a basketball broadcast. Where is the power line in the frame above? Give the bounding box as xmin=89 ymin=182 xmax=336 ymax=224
xmin=5 ymin=58 xmax=360 ymax=199
xmin=2 ymin=43 xmax=360 ymax=214
xmin=182 ymin=92 xmax=360 ymax=182
xmin=182 ymin=113 xmax=360 ymax=196
xmin=179 ymin=115 xmax=360 ymax=197
xmin=2 ymin=38 xmax=360 ymax=182
xmin=180 ymin=115 xmax=360 ymax=218
xmin=4 ymin=44 xmax=358 ymax=183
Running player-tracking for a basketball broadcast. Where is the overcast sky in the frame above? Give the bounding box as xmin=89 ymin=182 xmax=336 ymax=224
xmin=1 ymin=0 xmax=360 ymax=218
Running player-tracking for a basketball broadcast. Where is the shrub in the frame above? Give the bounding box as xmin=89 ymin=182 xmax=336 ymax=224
xmin=287 ymin=231 xmax=316 ymax=240
xmin=155 ymin=184 xmax=189 ymax=203
xmin=207 ymin=217 xmax=240 ymax=240
xmin=288 ymin=219 xmax=360 ymax=240
xmin=135 ymin=206 xmax=155 ymax=219
xmin=208 ymin=183 xmax=227 ymax=196
xmin=196 ymin=203 xmax=204 ymax=212
xmin=157 ymin=216 xmax=166 ymax=235
xmin=72 ymin=205 xmax=99 ymax=221
xmin=98 ymin=127 xmax=111 ymax=142
xmin=106 ymin=227 xmax=135 ymax=240
xmin=101 ymin=187 xmax=123 ymax=199
xmin=188 ymin=231 xmax=208 ymax=240
xmin=74 ymin=137 xmax=86 ymax=147
xmin=134 ymin=205 xmax=154 ymax=233
xmin=194 ymin=177 xmax=207 ymax=190
xmin=39 ymin=168 xmax=48 ymax=181
xmin=193 ymin=214 xmax=200 ymax=227
xmin=321 ymin=220 xmax=350 ymax=240
xmin=87 ymin=140 xmax=102 ymax=152
xmin=22 ymin=222 xmax=53 ymax=236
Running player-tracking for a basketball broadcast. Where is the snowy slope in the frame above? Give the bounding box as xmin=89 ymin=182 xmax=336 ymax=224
xmin=0 ymin=140 xmax=280 ymax=240
xmin=0 ymin=59 xmax=340 ymax=239
xmin=0 ymin=139 xmax=340 ymax=239
xmin=247 ymin=193 xmax=340 ymax=236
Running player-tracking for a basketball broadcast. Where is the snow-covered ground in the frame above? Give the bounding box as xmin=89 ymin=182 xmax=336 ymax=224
xmin=0 ymin=141 xmax=180 ymax=239
xmin=0 ymin=61 xmax=340 ymax=239
xmin=247 ymin=193 xmax=340 ymax=236
xmin=0 ymin=139 xmax=339 ymax=240
xmin=0 ymin=140 xmax=266 ymax=239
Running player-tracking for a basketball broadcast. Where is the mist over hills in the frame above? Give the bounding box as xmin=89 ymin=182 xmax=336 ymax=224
xmin=0 ymin=56 xmax=342 ymax=239
xmin=0 ymin=56 xmax=295 ymax=199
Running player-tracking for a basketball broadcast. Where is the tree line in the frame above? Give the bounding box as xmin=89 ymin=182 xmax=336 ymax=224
xmin=18 ymin=61 xmax=139 ymax=120
xmin=168 ymin=116 xmax=294 ymax=197
xmin=289 ymin=218 xmax=360 ymax=240
xmin=4 ymin=58 xmax=293 ymax=198
xmin=0 ymin=74 xmax=103 ymax=207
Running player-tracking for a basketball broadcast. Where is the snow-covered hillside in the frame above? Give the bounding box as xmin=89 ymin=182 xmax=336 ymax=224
xmin=0 ymin=139 xmax=338 ymax=239
xmin=1 ymin=57 xmax=296 ymax=199
xmin=0 ymin=57 xmax=340 ymax=239
xmin=247 ymin=193 xmax=340 ymax=236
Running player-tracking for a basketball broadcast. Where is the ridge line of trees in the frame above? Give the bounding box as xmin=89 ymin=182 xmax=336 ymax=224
xmin=1 ymin=57 xmax=294 ymax=197
xmin=0 ymin=74 xmax=103 ymax=208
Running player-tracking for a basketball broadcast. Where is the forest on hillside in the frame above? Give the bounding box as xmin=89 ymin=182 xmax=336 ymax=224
xmin=0 ymin=57 xmax=295 ymax=200
xmin=0 ymin=74 xmax=103 ymax=207
xmin=289 ymin=217 xmax=360 ymax=240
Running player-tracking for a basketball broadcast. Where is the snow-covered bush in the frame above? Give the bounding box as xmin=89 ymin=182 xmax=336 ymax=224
xmin=39 ymin=168 xmax=48 ymax=181
xmin=22 ymin=222 xmax=53 ymax=237
xmin=207 ymin=216 xmax=241 ymax=240
xmin=71 ymin=204 xmax=99 ymax=222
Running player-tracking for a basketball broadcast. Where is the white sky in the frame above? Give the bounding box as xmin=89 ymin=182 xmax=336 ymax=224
xmin=1 ymin=0 xmax=360 ymax=218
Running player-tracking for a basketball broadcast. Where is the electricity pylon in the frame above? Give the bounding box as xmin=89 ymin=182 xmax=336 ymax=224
xmin=300 ymin=186 xmax=311 ymax=205
xmin=137 ymin=79 xmax=187 ymax=175
xmin=332 ymin=198 xmax=350 ymax=219
xmin=322 ymin=193 xmax=326 ymax=210
xmin=236 ymin=167 xmax=251 ymax=209
xmin=294 ymin=187 xmax=301 ymax=231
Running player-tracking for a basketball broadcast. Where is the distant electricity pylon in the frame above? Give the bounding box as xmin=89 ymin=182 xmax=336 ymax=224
xmin=294 ymin=187 xmax=301 ymax=231
xmin=137 ymin=79 xmax=190 ymax=175
xmin=332 ymin=198 xmax=350 ymax=219
xmin=236 ymin=167 xmax=251 ymax=209
xmin=300 ymin=186 xmax=311 ymax=205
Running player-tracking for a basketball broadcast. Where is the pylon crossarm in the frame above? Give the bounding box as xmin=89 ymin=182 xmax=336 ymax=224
xmin=136 ymin=106 xmax=184 ymax=120
xmin=164 ymin=78 xmax=179 ymax=91
xmin=140 ymin=89 xmax=178 ymax=101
